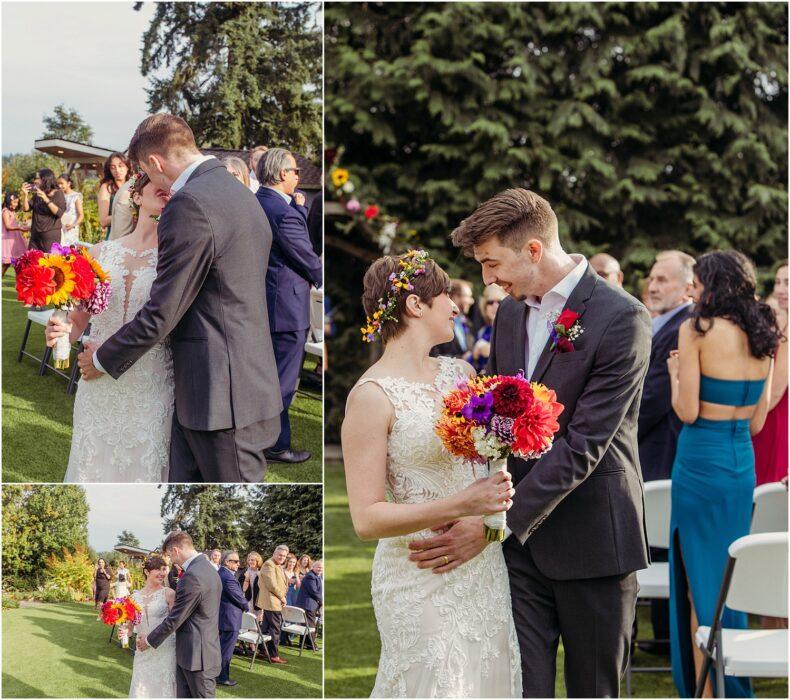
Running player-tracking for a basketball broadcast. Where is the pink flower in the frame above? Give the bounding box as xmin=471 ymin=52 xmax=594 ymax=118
xmin=345 ymin=199 xmax=361 ymax=213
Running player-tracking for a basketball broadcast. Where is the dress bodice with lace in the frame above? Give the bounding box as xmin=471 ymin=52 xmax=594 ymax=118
xmin=64 ymin=239 xmax=175 ymax=482
xmin=129 ymin=588 xmax=176 ymax=698
xmin=354 ymin=356 xmax=522 ymax=698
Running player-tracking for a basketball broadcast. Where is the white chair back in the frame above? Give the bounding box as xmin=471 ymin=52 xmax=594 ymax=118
xmin=751 ymin=482 xmax=788 ymax=535
xmin=727 ymin=532 xmax=788 ymax=618
xmin=310 ymin=287 xmax=324 ymax=342
xmin=283 ymin=604 xmax=308 ymax=626
xmin=643 ymin=479 xmax=672 ymax=549
xmin=240 ymin=611 xmax=259 ymax=632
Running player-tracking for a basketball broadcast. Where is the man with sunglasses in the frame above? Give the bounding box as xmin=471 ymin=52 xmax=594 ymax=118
xmin=217 ymin=550 xmax=248 ymax=687
xmin=256 ymin=148 xmax=323 ymax=465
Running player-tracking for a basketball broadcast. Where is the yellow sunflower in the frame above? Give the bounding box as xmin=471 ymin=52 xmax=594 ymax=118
xmin=331 ymin=168 xmax=349 ymax=188
xmin=39 ymin=256 xmax=77 ymax=306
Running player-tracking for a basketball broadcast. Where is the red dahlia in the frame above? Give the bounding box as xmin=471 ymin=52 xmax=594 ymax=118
xmin=16 ymin=264 xmax=56 ymax=307
xmin=491 ymin=376 xmax=533 ymax=418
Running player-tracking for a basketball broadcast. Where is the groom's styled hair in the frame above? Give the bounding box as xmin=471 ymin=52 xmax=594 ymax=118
xmin=451 ymin=188 xmax=559 ymax=255
xmin=127 ymin=113 xmax=200 ymax=164
xmin=162 ymin=530 xmax=193 ymax=552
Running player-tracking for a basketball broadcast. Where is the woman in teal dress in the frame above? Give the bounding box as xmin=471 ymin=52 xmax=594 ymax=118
xmin=667 ymin=251 xmax=781 ymax=698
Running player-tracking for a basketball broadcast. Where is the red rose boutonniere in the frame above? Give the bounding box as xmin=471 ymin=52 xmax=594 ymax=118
xmin=548 ymin=309 xmax=583 ymax=353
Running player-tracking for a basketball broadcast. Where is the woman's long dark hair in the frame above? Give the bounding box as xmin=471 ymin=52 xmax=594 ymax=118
xmin=692 ymin=251 xmax=782 ymax=359
xmin=101 ymin=152 xmax=131 ymax=195
xmin=3 ymin=192 xmax=18 ymax=209
xmin=37 ymin=169 xmax=58 ymax=194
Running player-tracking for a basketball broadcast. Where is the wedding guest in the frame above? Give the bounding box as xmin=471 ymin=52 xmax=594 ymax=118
xmin=98 ymin=152 xmax=131 ymax=240
xmin=637 ymin=250 xmax=694 ymax=653
xmin=223 ymin=156 xmax=250 ymax=188
xmin=752 ymin=260 xmax=788 ymax=486
xmin=294 ymin=560 xmax=322 ymax=651
xmin=217 ymin=550 xmax=248 ymax=687
xmin=241 ymin=551 xmax=263 ymax=614
xmin=210 ymin=549 xmax=222 ymax=571
xmin=306 ymin=187 xmax=322 ymax=256
xmin=471 ymin=284 xmax=506 ymax=372
xmin=283 ymin=553 xmax=300 ymax=606
xmin=115 ymin=561 xmax=131 ymax=597
xmin=2 ymin=193 xmax=29 ymax=275
xmin=56 ymin=174 xmax=84 ymax=244
xmin=257 ymin=148 xmax=323 ymax=465
xmin=21 ymin=169 xmax=66 ymax=252
xmin=296 ymin=554 xmax=312 ymax=580
xmin=430 ymin=279 xmax=475 ymax=359
xmin=94 ymin=558 xmax=112 ymax=608
xmin=590 ymin=252 xmax=624 ymax=287
xmin=248 ymin=145 xmax=268 ymax=193
xmin=640 ymin=277 xmax=658 ymax=318
xmin=107 ymin=177 xmax=137 ymax=241
xmin=668 ymin=251 xmax=780 ymax=698
xmin=256 ymin=544 xmax=290 ymax=664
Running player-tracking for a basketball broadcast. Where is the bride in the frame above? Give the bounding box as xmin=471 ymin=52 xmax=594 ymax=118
xmin=46 ymin=173 xmax=174 ymax=482
xmin=127 ymin=555 xmax=177 ymax=698
xmin=342 ymin=250 xmax=522 ymax=698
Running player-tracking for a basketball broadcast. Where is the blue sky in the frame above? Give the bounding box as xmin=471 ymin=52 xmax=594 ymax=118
xmin=2 ymin=1 xmax=157 ymax=155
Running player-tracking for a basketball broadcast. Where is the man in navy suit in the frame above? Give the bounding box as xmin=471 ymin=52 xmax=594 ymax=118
xmin=256 ymin=148 xmax=323 ymax=464
xmin=217 ymin=550 xmax=249 ymax=686
xmin=294 ymin=560 xmax=322 ymax=651
xmin=638 ymin=249 xmax=695 ymax=652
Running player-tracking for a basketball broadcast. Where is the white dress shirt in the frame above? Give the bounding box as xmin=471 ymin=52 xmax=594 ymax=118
xmin=524 ymin=254 xmax=588 ymax=377
xmin=181 ymin=552 xmax=202 ymax=572
xmin=263 ymin=185 xmax=292 ymax=205
xmin=249 ymin=171 xmax=260 ymax=193
xmin=93 ymin=155 xmax=216 ymax=375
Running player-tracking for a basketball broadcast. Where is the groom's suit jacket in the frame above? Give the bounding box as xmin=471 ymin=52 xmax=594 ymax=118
xmin=490 ymin=264 xmax=651 ymax=580
xmin=148 ymin=554 xmax=222 ymax=674
xmin=96 ymin=159 xmax=282 ymax=432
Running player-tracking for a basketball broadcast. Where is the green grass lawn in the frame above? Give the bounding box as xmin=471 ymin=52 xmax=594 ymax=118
xmin=2 ymin=601 xmax=322 ymax=698
xmin=1 ymin=272 xmax=321 ymax=483
xmin=325 ymin=461 xmax=788 ymax=698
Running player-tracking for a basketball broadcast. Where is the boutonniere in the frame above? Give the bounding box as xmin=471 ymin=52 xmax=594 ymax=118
xmin=547 ymin=308 xmax=584 ymax=353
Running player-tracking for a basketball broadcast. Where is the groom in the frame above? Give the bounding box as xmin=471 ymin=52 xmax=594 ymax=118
xmin=410 ymin=189 xmax=651 ymax=697
xmin=138 ymin=530 xmax=222 ymax=698
xmin=78 ymin=113 xmax=282 ymax=482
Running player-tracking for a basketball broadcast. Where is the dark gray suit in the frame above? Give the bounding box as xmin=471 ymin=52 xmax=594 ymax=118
xmin=96 ymin=159 xmax=282 ymax=482
xmin=490 ymin=265 xmax=651 ymax=697
xmin=148 ymin=554 xmax=222 ymax=698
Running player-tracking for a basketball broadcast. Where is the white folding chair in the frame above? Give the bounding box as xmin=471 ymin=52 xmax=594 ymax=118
xmin=626 ymin=479 xmax=672 ymax=695
xmin=237 ymin=611 xmax=272 ymax=668
xmin=309 ymin=287 xmax=324 ymax=342
xmin=281 ymin=605 xmax=317 ymax=656
xmin=751 ymin=482 xmax=788 ymax=535
xmin=694 ymin=532 xmax=788 ymax=697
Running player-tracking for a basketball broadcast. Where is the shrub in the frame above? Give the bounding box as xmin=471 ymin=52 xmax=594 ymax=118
xmin=2 ymin=594 xmax=20 ymax=609
xmin=45 ymin=546 xmax=94 ymax=600
xmin=34 ymin=583 xmax=75 ymax=604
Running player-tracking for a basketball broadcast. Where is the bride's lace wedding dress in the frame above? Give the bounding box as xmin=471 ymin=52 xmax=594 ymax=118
xmin=354 ymin=356 xmax=522 ymax=698
xmin=64 ymin=239 xmax=174 ymax=482
xmin=129 ymin=587 xmax=177 ymax=698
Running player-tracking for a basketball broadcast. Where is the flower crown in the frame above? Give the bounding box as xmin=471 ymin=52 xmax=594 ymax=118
xmin=127 ymin=171 xmax=162 ymax=222
xmin=361 ymin=249 xmax=431 ymax=343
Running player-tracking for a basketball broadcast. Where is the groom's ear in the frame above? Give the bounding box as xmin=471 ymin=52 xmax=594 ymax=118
xmin=524 ymin=239 xmax=543 ymax=263
xmin=147 ymin=154 xmax=166 ymax=174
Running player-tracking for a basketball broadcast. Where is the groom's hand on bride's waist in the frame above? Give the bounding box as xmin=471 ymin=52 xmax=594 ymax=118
xmin=78 ymin=343 xmax=104 ymax=381
xmin=407 ymin=517 xmax=488 ymax=574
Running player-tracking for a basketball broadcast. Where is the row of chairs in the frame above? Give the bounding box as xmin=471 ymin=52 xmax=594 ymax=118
xmin=626 ymin=480 xmax=788 ymax=697
xmin=237 ymin=605 xmax=320 ymax=670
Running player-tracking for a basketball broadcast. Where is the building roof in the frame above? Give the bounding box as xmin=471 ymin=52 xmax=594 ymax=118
xmin=34 ymin=138 xmax=115 ymax=168
xmin=113 ymin=544 xmax=155 ymax=559
xmin=202 ymin=147 xmax=321 ymax=189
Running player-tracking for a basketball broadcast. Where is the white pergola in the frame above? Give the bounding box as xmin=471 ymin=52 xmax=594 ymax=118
xmin=34 ymin=138 xmax=116 ymax=176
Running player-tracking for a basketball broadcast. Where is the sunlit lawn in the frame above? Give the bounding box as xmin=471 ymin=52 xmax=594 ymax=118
xmin=2 ymin=272 xmax=321 ymax=483
xmin=324 ymin=461 xmax=787 ymax=698
xmin=1 ymin=602 xmax=322 ymax=698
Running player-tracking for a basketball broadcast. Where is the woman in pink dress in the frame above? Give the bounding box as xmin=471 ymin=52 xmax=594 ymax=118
xmin=753 ymin=261 xmax=788 ymax=485
xmin=2 ymin=192 xmax=30 ymax=275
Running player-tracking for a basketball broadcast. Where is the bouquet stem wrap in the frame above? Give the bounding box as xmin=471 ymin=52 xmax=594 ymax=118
xmin=483 ymin=457 xmax=508 ymax=541
xmin=51 ymin=307 xmax=72 ymax=369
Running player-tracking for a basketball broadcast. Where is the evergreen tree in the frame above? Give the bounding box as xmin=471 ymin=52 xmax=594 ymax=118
xmin=1 ymin=486 xmax=89 ymax=581
xmin=160 ymin=485 xmax=247 ymax=552
xmin=324 ymin=1 xmax=788 ymax=439
xmin=116 ymin=530 xmax=141 ymax=548
xmin=41 ymin=104 xmax=94 ymax=144
xmin=138 ymin=1 xmax=322 ymax=154
xmin=242 ymin=486 xmax=322 ymax=560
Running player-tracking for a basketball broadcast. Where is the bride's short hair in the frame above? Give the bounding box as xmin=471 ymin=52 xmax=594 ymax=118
xmin=362 ymin=253 xmax=450 ymax=343
xmin=143 ymin=555 xmax=167 ymax=573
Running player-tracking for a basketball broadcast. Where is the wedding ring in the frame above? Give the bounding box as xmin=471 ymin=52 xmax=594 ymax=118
xmin=443 ymin=555 xmax=449 ymax=565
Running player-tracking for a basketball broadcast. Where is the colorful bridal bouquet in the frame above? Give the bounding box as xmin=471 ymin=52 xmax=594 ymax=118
xmin=100 ymin=596 xmax=142 ymax=648
xmin=13 ymin=243 xmax=111 ymax=369
xmin=435 ymin=372 xmax=564 ymax=541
